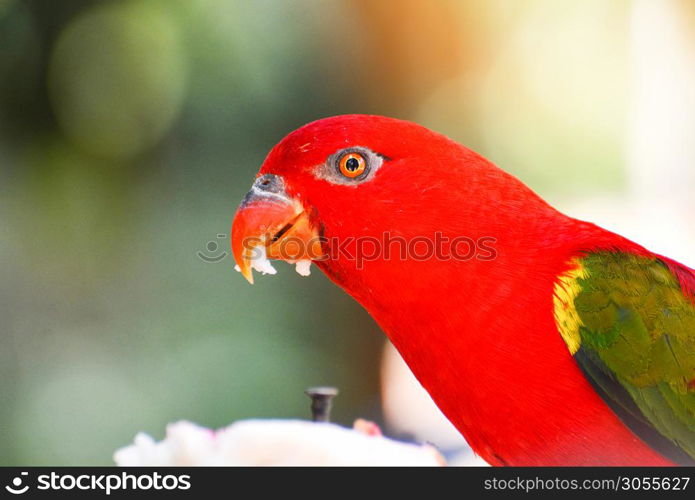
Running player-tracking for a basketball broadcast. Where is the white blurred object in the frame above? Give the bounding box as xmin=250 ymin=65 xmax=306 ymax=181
xmin=380 ymin=342 xmax=488 ymax=466
xmin=294 ymin=259 xmax=312 ymax=276
xmin=114 ymin=419 xmax=444 ymax=466
xmin=561 ymin=0 xmax=695 ymax=267
xmin=628 ymin=0 xmax=695 ymax=203
xmin=622 ymin=0 xmax=695 ymax=266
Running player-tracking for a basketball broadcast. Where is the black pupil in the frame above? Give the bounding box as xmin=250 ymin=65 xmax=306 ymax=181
xmin=345 ymin=157 xmax=360 ymax=172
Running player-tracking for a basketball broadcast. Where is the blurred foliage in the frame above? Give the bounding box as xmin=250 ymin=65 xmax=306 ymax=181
xmin=0 ymin=0 xmax=647 ymax=464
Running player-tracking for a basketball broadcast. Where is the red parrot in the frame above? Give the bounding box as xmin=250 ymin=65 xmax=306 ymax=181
xmin=230 ymin=115 xmax=695 ymax=466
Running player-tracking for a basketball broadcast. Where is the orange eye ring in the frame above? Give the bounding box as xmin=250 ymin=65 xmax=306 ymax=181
xmin=338 ymin=152 xmax=367 ymax=178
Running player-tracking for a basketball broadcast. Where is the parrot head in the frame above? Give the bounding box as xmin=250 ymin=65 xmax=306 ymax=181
xmin=231 ymin=114 xmax=557 ymax=306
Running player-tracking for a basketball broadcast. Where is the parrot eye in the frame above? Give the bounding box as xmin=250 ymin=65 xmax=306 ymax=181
xmin=315 ymin=146 xmax=384 ymax=185
xmin=338 ymin=152 xmax=367 ymax=178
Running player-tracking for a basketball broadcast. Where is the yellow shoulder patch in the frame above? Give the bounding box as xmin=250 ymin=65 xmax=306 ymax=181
xmin=553 ymin=258 xmax=588 ymax=355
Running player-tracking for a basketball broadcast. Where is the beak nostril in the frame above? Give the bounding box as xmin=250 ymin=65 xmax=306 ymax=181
xmin=254 ymin=174 xmax=284 ymax=193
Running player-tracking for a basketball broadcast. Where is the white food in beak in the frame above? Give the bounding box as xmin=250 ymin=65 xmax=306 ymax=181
xmin=233 ymin=248 xmax=311 ymax=278
xmin=233 ymin=245 xmax=277 ymax=276
xmin=294 ymin=260 xmax=312 ymax=277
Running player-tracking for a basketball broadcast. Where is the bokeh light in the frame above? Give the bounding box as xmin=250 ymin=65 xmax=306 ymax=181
xmin=48 ymin=1 xmax=187 ymax=159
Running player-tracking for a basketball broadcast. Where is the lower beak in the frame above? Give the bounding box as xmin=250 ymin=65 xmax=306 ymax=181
xmin=231 ymin=177 xmax=322 ymax=284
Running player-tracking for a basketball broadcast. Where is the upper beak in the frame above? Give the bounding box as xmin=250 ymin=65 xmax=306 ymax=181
xmin=231 ymin=174 xmax=323 ymax=284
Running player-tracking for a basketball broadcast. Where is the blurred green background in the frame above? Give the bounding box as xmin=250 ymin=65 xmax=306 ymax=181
xmin=1 ymin=0 xmax=693 ymax=465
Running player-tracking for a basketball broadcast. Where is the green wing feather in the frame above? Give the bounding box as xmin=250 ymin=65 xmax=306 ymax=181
xmin=554 ymin=251 xmax=695 ymax=463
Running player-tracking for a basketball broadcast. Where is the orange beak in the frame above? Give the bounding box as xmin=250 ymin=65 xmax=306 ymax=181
xmin=231 ymin=174 xmax=323 ymax=284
